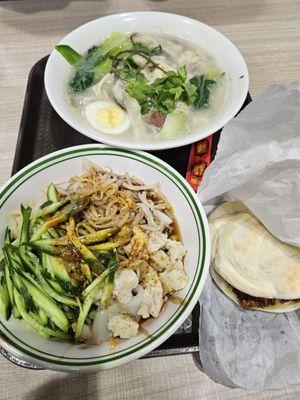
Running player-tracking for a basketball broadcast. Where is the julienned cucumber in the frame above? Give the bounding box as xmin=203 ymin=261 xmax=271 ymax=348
xmin=20 ymin=276 xmax=70 ymax=332
xmin=0 ymin=188 xmax=120 ymax=343
xmin=0 ymin=279 xmax=11 ymax=320
xmin=13 ymin=289 xmax=69 ymax=339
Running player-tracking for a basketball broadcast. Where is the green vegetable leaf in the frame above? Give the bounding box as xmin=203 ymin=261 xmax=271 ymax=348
xmin=126 ymin=79 xmax=153 ymax=102
xmin=66 ymin=32 xmax=131 ymax=92
xmin=190 ymin=74 xmax=216 ymax=109
xmin=169 ymin=86 xmax=184 ymax=100
xmin=140 ymin=100 xmax=164 ymax=115
xmin=55 ymin=45 xmax=82 ymax=65
xmin=177 ymin=65 xmax=187 ymax=82
xmin=69 ymin=68 xmax=94 ymax=92
xmin=98 ymin=32 xmax=132 ymax=56
xmin=162 ymin=98 xmax=176 ymax=113
xmin=125 ymin=65 xmax=194 ymax=116
xmin=133 ymin=42 xmax=154 ymax=56
xmin=116 ymin=67 xmax=144 ymax=81
xmin=184 ymin=82 xmax=197 ymax=104
xmin=69 ymin=47 xmax=111 ymax=92
xmin=93 ymin=58 xmax=113 ymax=83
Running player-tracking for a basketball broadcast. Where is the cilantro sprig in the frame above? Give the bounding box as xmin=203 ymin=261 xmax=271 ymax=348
xmin=126 ymin=66 xmax=197 ymax=115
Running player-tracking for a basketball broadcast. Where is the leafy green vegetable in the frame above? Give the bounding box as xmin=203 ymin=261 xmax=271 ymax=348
xmin=126 ymin=79 xmax=153 ymax=103
xmin=190 ymin=74 xmax=216 ymax=109
xmin=126 ymin=66 xmax=197 ymax=116
xmin=132 ymin=42 xmax=154 ymax=56
xmin=98 ymin=32 xmax=132 ymax=56
xmin=56 ymin=33 xmax=133 ymax=92
xmin=177 ymin=65 xmax=187 ymax=81
xmin=69 ymin=70 xmax=94 ymax=93
xmin=93 ymin=57 xmax=113 ymax=84
xmin=55 ymin=45 xmax=82 ymax=65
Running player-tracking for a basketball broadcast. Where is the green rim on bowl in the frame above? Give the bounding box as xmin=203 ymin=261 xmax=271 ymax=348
xmin=0 ymin=146 xmax=209 ymax=368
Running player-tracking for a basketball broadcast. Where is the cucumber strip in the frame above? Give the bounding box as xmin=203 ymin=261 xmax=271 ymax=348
xmin=24 ymin=267 xmax=78 ymax=308
xmin=74 ymin=294 xmax=94 ymax=342
xmin=48 ymin=227 xmax=60 ymax=238
xmin=27 ymin=240 xmax=59 ymax=256
xmin=44 ymin=254 xmax=78 ymax=296
xmin=41 ymin=281 xmax=78 ymax=307
xmin=18 ymin=245 xmax=39 ymax=276
xmin=88 ymin=242 xmax=119 ymax=251
xmin=28 ymin=226 xmax=118 ymax=247
xmin=31 ymin=198 xmax=89 ymax=241
xmin=77 ymin=223 xmax=96 ymax=234
xmin=31 ymin=200 xmax=68 ymax=220
xmin=61 ymin=304 xmax=80 ymax=321
xmin=19 ymin=247 xmax=78 ymax=307
xmin=13 ymin=306 xmax=21 ymax=319
xmin=40 ymin=200 xmax=53 ymax=209
xmin=19 ymin=276 xmax=69 ymax=332
xmin=47 ymin=279 xmax=64 ymax=293
xmin=67 ymin=217 xmax=102 ymax=276
xmin=79 ymin=227 xmax=119 ymax=245
xmin=0 ymin=280 xmax=11 ymax=320
xmin=38 ymin=309 xmax=48 ymax=326
xmin=4 ymin=264 xmax=14 ymax=307
xmin=4 ymin=228 xmax=12 ymax=244
xmin=3 ymin=249 xmax=15 ymax=310
xmin=101 ymin=267 xmax=116 ymax=309
xmin=67 ymin=217 xmax=97 ymax=263
xmin=20 ymin=205 xmax=31 ymax=244
xmin=47 ymin=183 xmax=59 ymax=202
xmin=14 ymin=288 xmax=69 ymax=339
xmin=82 ymin=258 xmax=119 ymax=299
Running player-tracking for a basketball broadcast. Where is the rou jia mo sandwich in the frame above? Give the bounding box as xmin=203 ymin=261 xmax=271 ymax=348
xmin=209 ymin=201 xmax=300 ymax=313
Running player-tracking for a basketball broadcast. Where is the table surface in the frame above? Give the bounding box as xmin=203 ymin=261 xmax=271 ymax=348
xmin=0 ymin=0 xmax=300 ymax=399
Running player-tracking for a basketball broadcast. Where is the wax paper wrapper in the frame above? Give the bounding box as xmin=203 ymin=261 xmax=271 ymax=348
xmin=196 ymin=83 xmax=300 ymax=389
xmin=199 ymin=83 xmax=300 ymax=247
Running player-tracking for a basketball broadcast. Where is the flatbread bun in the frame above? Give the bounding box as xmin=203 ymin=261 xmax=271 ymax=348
xmin=211 ymin=267 xmax=300 ymax=313
xmin=209 ymin=201 xmax=300 ymax=299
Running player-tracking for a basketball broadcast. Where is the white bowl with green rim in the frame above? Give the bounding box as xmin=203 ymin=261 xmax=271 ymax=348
xmin=0 ymin=145 xmax=210 ymax=371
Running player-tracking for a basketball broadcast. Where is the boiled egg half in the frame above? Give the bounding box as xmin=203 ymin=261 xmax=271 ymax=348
xmin=84 ymin=101 xmax=130 ymax=134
